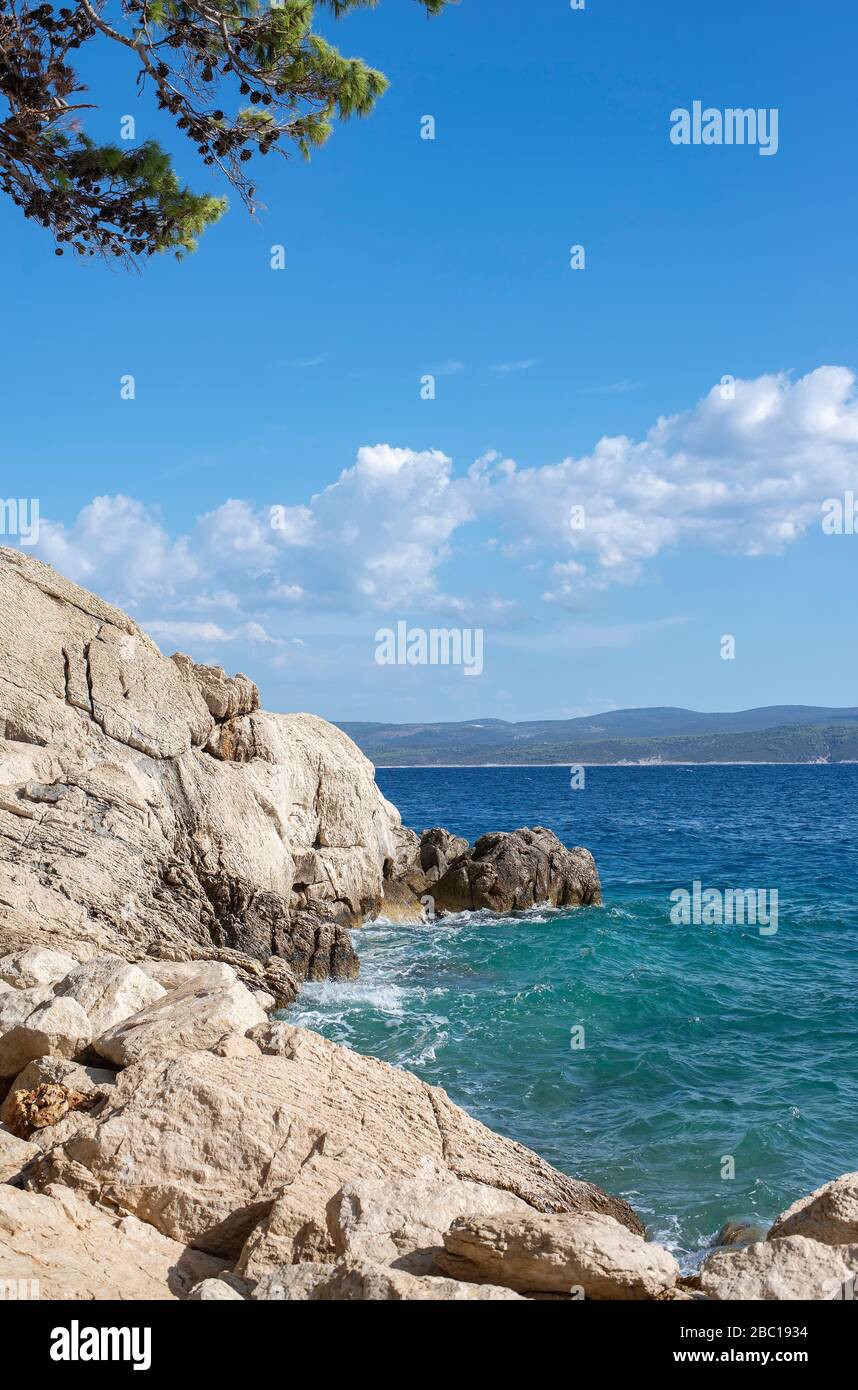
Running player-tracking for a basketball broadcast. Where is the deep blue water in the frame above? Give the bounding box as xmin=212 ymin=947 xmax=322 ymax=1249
xmin=287 ymin=765 xmax=858 ymax=1264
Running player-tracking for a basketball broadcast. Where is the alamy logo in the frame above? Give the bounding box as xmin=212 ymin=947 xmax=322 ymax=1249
xmin=375 ymin=621 xmax=484 ymax=677
xmin=822 ymin=492 xmax=858 ymax=534
xmin=50 ymin=1320 xmax=151 ymax=1371
xmin=670 ymin=102 xmax=779 ymax=156
xmin=0 ymin=497 xmax=39 ymax=545
xmin=670 ymin=881 xmax=778 ymax=935
xmin=0 ymin=1277 xmax=40 ymax=1299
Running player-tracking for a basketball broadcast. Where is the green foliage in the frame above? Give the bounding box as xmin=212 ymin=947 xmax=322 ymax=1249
xmin=0 ymin=0 xmax=456 ymax=261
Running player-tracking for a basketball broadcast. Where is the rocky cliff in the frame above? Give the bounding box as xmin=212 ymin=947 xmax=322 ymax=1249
xmin=0 ymin=548 xmax=405 ymax=1002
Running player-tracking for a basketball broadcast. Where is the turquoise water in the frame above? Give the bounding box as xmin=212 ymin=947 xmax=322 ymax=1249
xmin=286 ymin=765 xmax=858 ymax=1265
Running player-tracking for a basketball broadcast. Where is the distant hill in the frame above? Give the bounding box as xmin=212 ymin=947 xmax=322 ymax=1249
xmin=337 ymin=706 xmax=858 ymax=766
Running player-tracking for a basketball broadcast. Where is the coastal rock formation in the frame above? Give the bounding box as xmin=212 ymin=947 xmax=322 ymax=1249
xmin=0 ymin=548 xmax=405 ymax=986
xmin=327 ymin=1166 xmax=532 ymax=1274
xmin=0 ymin=995 xmax=92 ymax=1078
xmin=0 ymin=1182 xmax=225 ymax=1300
xmin=699 ymin=1235 xmax=858 ymax=1301
xmin=438 ymin=1211 xmax=679 ymax=1299
xmin=92 ymin=964 xmax=266 ymax=1066
xmin=431 ymin=827 xmax=602 ymax=915
xmin=31 ymin=1024 xmax=643 ymax=1266
xmin=252 ymin=1259 xmax=526 ymax=1301
xmin=767 ymin=1171 xmax=858 ymax=1246
xmin=381 ymin=827 xmax=471 ymax=921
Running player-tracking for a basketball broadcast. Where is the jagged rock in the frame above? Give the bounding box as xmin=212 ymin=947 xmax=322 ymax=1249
xmin=0 ymin=1182 xmax=226 ymax=1300
xmin=31 ymin=1026 xmax=642 ymax=1266
xmin=187 ymin=1274 xmax=249 ymax=1301
xmin=2 ymin=1083 xmax=97 ymax=1140
xmin=0 ymin=996 xmax=92 ymax=1078
xmin=700 ymin=1235 xmax=858 ymax=1301
xmin=418 ymin=828 xmax=471 ymax=887
xmin=385 ymin=827 xmax=469 ymax=895
xmin=768 ymin=1172 xmax=858 ymax=1246
xmin=0 ymin=948 xmax=77 ymax=990
xmin=0 ymin=1122 xmax=38 ymax=1182
xmin=252 ymin=1258 xmax=526 ymax=1301
xmin=0 ymin=1057 xmax=116 ymax=1130
xmin=432 ymin=827 xmax=602 ymax=915
xmin=439 ymin=1211 xmax=679 ymax=1299
xmin=54 ymin=957 xmax=166 ymax=1033
xmin=0 ymin=549 xmax=405 ymax=984
xmin=172 ymin=656 xmax=259 ymax=723
xmin=327 ymin=1165 xmax=531 ymax=1274
xmin=93 ymin=965 xmax=266 ymax=1066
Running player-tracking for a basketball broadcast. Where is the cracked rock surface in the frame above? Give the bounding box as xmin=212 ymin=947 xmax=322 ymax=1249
xmin=0 ymin=548 xmax=404 ymax=992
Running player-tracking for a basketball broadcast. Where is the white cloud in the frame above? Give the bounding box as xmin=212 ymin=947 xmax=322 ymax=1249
xmin=30 ymin=368 xmax=858 ymax=639
xmin=488 ymin=366 xmax=858 ymax=601
xmin=142 ymin=619 xmax=283 ymax=647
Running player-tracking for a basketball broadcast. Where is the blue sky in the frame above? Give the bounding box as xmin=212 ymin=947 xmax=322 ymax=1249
xmin=2 ymin=0 xmax=857 ymax=721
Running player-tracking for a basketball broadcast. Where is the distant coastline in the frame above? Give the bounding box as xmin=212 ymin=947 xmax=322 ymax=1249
xmin=373 ymin=760 xmax=856 ymax=769
xmin=338 ymin=706 xmax=858 ymax=769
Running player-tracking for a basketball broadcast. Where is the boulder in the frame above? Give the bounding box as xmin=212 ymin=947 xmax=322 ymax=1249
xmin=135 ymin=952 xmax=299 ymax=1007
xmin=768 ymin=1172 xmax=858 ymax=1246
xmin=0 ymin=1056 xmax=116 ymax=1128
xmin=31 ymin=1026 xmax=642 ymax=1266
xmin=93 ymin=965 xmax=266 ymax=1066
xmin=700 ymin=1236 xmax=858 ymax=1300
xmin=54 ymin=957 xmax=167 ymax=1033
xmin=0 ymin=996 xmax=92 ymax=1078
xmin=0 ymin=1182 xmax=225 ymax=1300
xmin=0 ymin=948 xmax=77 ymax=990
xmin=439 ymin=1211 xmax=678 ymax=1299
xmin=0 ymin=1123 xmax=39 ymax=1183
xmin=432 ymin=827 xmax=602 ymax=915
xmin=327 ymin=1166 xmax=531 ymax=1274
xmin=252 ymin=1259 xmax=526 ymax=1301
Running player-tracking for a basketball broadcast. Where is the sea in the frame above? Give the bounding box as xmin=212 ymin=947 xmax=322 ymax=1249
xmin=285 ymin=764 xmax=858 ymax=1267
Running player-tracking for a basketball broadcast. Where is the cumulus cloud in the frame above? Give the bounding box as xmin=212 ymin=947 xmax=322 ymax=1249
xmin=30 ymin=368 xmax=858 ymax=635
xmin=488 ymin=366 xmax=858 ymax=600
